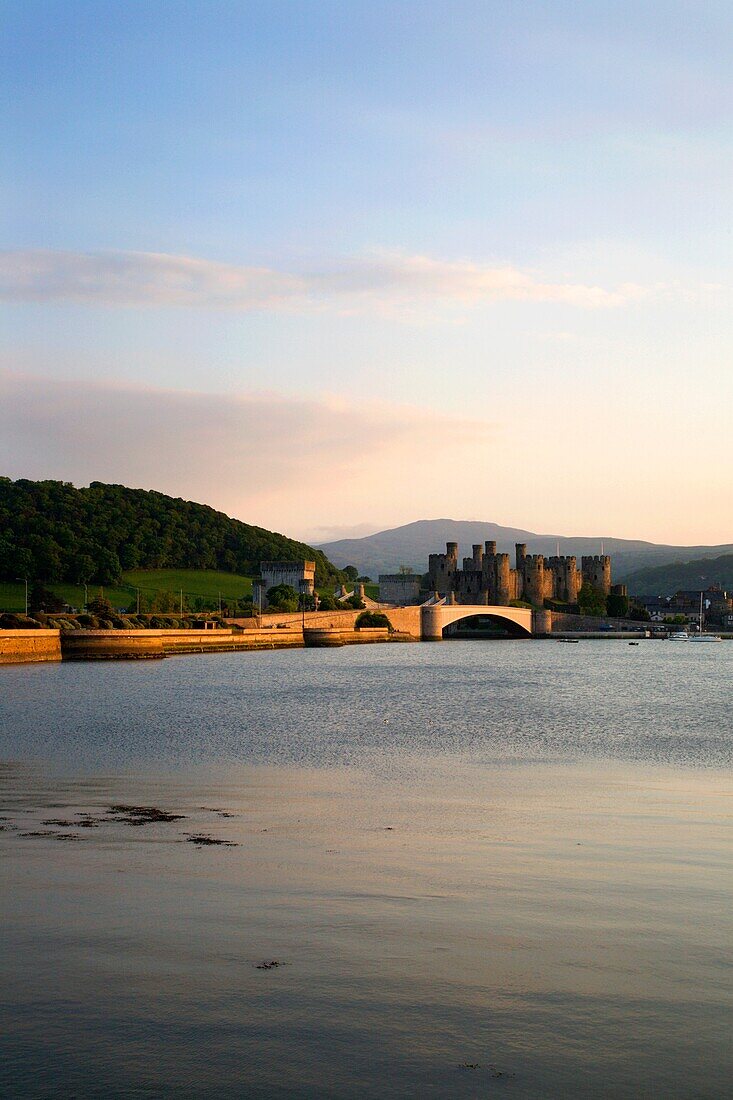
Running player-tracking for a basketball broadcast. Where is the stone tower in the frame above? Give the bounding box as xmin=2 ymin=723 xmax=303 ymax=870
xmin=523 ymin=554 xmax=547 ymax=606
xmin=581 ymin=555 xmax=611 ymax=595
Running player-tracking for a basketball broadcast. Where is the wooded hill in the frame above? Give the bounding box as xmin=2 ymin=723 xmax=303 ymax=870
xmin=622 ymin=553 xmax=733 ymax=598
xmin=0 ymin=478 xmax=343 ymax=587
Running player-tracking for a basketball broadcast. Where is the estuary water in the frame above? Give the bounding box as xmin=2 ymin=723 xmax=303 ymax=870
xmin=0 ymin=640 xmax=731 ymax=1098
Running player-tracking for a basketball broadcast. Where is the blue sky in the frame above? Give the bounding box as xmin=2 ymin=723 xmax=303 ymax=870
xmin=2 ymin=1 xmax=731 ymax=542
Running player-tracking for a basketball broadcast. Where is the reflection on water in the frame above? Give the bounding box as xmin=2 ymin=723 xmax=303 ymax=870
xmin=1 ymin=642 xmax=731 ymax=1098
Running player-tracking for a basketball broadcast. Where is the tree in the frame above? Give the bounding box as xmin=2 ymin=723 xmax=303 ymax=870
xmin=343 ymin=565 xmax=359 ymax=582
xmin=29 ymin=583 xmax=65 ymax=614
xmin=577 ymin=582 xmax=607 ymax=617
xmin=398 ymin=565 xmax=414 ymax=575
xmin=95 ymin=548 xmax=122 ymax=585
xmin=317 ymin=593 xmax=338 ymax=611
xmin=70 ymin=553 xmax=95 ymax=585
xmin=88 ymin=591 xmax=114 ymax=617
xmin=606 ymin=593 xmax=629 ymax=618
xmin=0 ymin=478 xmax=345 ymax=588
xmin=149 ymin=590 xmax=177 ymax=613
xmin=356 ymin=611 xmax=391 ymax=630
xmin=266 ymin=584 xmax=299 ymax=612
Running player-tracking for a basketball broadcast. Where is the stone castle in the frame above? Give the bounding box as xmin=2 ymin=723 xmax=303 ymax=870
xmin=428 ymin=542 xmax=613 ymax=606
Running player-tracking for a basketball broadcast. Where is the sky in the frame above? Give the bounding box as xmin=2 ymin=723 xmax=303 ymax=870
xmin=2 ymin=0 xmax=731 ymax=544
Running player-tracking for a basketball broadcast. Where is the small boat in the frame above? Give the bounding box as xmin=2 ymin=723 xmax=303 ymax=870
xmin=557 ymin=638 xmax=579 ymax=643
xmin=629 ymin=641 xmax=639 ymax=646
xmin=688 ymin=591 xmax=722 ymax=642
xmin=668 ymin=631 xmax=689 ymax=640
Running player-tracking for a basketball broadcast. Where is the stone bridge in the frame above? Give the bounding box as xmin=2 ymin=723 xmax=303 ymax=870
xmin=421 ymin=603 xmax=534 ymax=640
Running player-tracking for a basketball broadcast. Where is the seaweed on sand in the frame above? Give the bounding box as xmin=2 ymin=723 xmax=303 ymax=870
xmin=184 ymin=833 xmax=237 ymax=847
xmin=106 ymin=805 xmax=186 ymax=825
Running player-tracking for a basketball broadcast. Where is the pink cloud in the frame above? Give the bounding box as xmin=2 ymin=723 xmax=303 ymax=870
xmin=0 ymin=248 xmax=650 ymax=314
xmin=0 ymin=371 xmax=497 ymax=534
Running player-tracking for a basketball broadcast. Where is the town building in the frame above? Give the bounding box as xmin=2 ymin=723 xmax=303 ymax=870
xmin=642 ymin=587 xmax=732 ymax=625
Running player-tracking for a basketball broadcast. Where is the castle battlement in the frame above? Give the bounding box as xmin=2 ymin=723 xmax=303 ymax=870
xmin=427 ymin=540 xmax=612 ymax=606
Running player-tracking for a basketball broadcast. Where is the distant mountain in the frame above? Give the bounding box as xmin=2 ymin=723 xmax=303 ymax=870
xmin=622 ymin=553 xmax=733 ymax=599
xmin=316 ymin=518 xmax=733 ymax=585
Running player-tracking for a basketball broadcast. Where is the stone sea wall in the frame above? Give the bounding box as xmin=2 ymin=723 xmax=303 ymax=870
xmin=0 ymin=629 xmax=62 ymax=664
xmin=231 ymin=606 xmax=423 ymax=639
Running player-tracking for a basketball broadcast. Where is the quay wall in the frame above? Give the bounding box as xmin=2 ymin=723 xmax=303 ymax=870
xmin=61 ymin=629 xmax=306 ymax=659
xmin=1 ymin=622 xmax=401 ymax=664
xmin=161 ymin=628 xmax=302 ymax=652
xmin=61 ymin=630 xmax=166 ymax=660
xmin=229 ymin=606 xmax=422 ymax=639
xmin=0 ymin=629 xmax=62 ymax=665
xmin=304 ymin=627 xmax=390 ymax=647
xmin=547 ymin=611 xmax=654 ymax=635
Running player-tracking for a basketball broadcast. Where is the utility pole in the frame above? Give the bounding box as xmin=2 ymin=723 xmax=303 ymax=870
xmin=136 ymin=587 xmax=140 ymax=615
xmin=180 ymin=589 xmax=183 ymax=616
xmin=218 ymin=591 xmax=222 ymax=615
xmin=84 ymin=582 xmax=88 ymax=610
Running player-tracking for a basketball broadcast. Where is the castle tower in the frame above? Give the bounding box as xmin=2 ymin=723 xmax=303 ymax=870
xmin=496 ymin=553 xmax=512 ymax=605
xmin=428 ymin=542 xmax=460 ymax=596
xmin=523 ymin=554 xmax=546 ymax=606
xmin=582 ymin=555 xmax=612 ymax=596
xmin=462 ymin=543 xmax=484 ymax=573
xmin=515 ymin=543 xmax=527 ymax=571
xmin=548 ymin=555 xmax=580 ymax=603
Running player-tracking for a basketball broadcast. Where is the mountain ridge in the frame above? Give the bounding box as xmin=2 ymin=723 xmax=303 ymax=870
xmin=316 ymin=518 xmax=733 ymax=585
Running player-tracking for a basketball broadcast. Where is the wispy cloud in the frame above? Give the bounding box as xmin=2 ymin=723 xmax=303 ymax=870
xmin=0 ymin=248 xmax=651 ymax=314
xmin=0 ymin=371 xmax=497 ymax=534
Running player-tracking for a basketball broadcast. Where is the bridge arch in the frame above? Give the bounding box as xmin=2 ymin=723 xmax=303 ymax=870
xmin=421 ymin=603 xmax=533 ymax=640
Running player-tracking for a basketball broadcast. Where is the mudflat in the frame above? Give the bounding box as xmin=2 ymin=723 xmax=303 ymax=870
xmin=1 ymin=642 xmax=730 ymax=1098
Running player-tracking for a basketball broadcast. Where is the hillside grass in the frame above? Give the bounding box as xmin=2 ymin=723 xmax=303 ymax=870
xmin=0 ymin=569 xmax=252 ymax=612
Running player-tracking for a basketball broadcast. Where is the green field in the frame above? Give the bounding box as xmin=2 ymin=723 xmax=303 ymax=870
xmin=0 ymin=569 xmax=253 ymax=613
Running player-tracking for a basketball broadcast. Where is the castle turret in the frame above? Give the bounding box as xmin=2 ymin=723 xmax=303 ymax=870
xmin=496 ymin=552 xmax=512 ymax=605
xmin=547 ymin=555 xmax=580 ymax=603
xmin=463 ymin=543 xmax=484 ymax=573
xmin=582 ymin=555 xmax=612 ymax=596
xmin=428 ymin=542 xmax=460 ymax=596
xmin=515 ymin=543 xmax=527 ymax=571
xmin=523 ymin=554 xmax=546 ymax=606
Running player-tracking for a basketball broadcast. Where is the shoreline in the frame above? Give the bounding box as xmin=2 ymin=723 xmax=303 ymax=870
xmin=3 ymin=623 xmax=727 ymax=665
